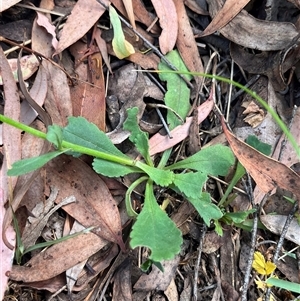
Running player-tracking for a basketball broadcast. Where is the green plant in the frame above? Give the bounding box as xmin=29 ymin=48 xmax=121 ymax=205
xmin=3 ymin=55 xmax=299 ymax=265
xmin=1 ymin=110 xmax=234 ymax=263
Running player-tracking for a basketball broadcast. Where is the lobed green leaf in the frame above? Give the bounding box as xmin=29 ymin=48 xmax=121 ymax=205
xmin=188 ymin=192 xmax=223 ymax=226
xmin=172 ymin=171 xmax=207 ymax=199
xmin=62 ymin=116 xmax=129 ymax=159
xmin=130 ymin=180 xmax=182 ymax=262
xmin=93 ymin=158 xmax=141 ymax=177
xmin=158 ymin=50 xmax=192 ymax=129
xmin=136 ymin=163 xmax=174 ymax=187
xmin=123 ymin=107 xmax=152 ymax=165
xmin=167 ymin=144 xmax=234 ymax=176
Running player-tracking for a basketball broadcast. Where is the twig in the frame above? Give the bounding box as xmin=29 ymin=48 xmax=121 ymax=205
xmin=240 ymin=173 xmax=259 ymax=301
xmin=192 ymin=223 xmax=207 ymax=301
xmin=264 ymin=201 xmax=299 ymax=301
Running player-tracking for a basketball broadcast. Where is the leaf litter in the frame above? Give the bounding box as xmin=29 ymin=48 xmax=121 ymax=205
xmin=1 ymin=1 xmax=300 ymax=301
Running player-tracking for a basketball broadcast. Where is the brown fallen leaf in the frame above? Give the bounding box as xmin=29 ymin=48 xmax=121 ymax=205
xmin=149 ymin=98 xmax=214 ymax=156
xmin=260 ymin=215 xmax=300 ymax=245
xmin=0 ymin=46 xmax=21 ymax=195
xmin=199 ymin=0 xmax=251 ymax=37
xmin=54 ymin=0 xmax=109 ymax=55
xmin=202 ymin=0 xmax=299 ymax=51
xmin=221 ymin=117 xmax=300 ymax=207
xmin=173 ymin=0 xmax=204 ymax=86
xmin=70 ymin=41 xmax=106 ymax=131
xmin=45 ymin=155 xmax=125 ymax=250
xmin=230 ymin=43 xmax=300 ymax=92
xmin=20 ymin=65 xmax=48 ymax=125
xmin=8 ymin=231 xmax=108 ymax=282
xmin=134 ymin=255 xmax=180 ymax=291
xmin=112 ymin=258 xmax=132 ymax=301
xmin=43 ymin=60 xmax=72 ymax=126
xmin=111 ymin=0 xmax=160 ymax=34
xmin=36 ymin=12 xmax=58 ymax=51
xmin=0 ymin=55 xmax=39 ymax=85
xmin=151 ymin=0 xmax=178 ymax=54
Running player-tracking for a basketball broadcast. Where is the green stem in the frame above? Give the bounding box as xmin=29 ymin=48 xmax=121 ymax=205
xmin=156 ymin=70 xmax=300 ymax=158
xmin=125 ymin=176 xmax=148 ymax=218
xmin=0 ymin=114 xmax=135 ymax=167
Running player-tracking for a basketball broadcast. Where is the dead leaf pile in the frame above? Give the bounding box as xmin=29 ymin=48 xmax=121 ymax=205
xmin=1 ymin=0 xmax=300 ymax=300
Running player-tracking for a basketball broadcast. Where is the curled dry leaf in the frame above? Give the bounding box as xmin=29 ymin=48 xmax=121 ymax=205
xmin=206 ymin=0 xmax=299 ymax=51
xmin=200 ymin=0 xmax=251 ymax=37
xmin=221 ymin=117 xmax=300 ymax=207
xmin=230 ymin=43 xmax=300 ymax=92
xmin=36 ymin=12 xmax=58 ymax=50
xmin=151 ymin=0 xmax=178 ymax=54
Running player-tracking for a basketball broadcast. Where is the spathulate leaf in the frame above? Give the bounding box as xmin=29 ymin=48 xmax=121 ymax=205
xmin=93 ymin=158 xmax=141 ymax=177
xmin=130 ymin=180 xmax=182 ymax=261
xmin=7 ymin=150 xmax=66 ymax=176
xmin=123 ymin=107 xmax=151 ymax=164
xmin=137 ymin=163 xmax=174 ymax=186
xmin=158 ymin=50 xmax=192 ymax=129
xmin=188 ymin=192 xmax=223 ymax=226
xmin=62 ymin=116 xmax=128 ymax=159
xmin=168 ymin=144 xmax=234 ymax=176
xmin=172 ymin=172 xmax=207 ymax=199
xmin=109 ymin=5 xmax=135 ymax=59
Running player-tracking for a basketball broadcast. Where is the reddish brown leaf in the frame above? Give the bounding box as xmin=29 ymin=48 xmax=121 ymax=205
xmin=8 ymin=231 xmax=107 ymax=282
xmin=45 ymin=155 xmax=125 ymax=250
xmin=221 ymin=117 xmax=300 ymax=205
xmin=0 ymin=46 xmax=21 ymax=200
xmin=200 ymin=0 xmax=251 ymax=37
xmin=173 ymin=0 xmax=204 ymax=86
xmin=43 ymin=61 xmax=72 ymax=126
xmin=149 ymin=99 xmax=214 ymax=155
xmin=54 ymin=0 xmax=109 ymax=55
xmin=151 ymin=0 xmax=178 ymax=54
xmin=70 ymin=42 xmax=106 ymax=131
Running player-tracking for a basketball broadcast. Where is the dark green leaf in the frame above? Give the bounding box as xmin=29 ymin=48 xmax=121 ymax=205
xmin=246 ymin=135 xmax=272 ymax=156
xmin=167 ymin=144 xmax=234 ymax=176
xmin=159 ymin=50 xmax=192 ymax=129
xmin=137 ymin=163 xmax=174 ymax=186
xmin=123 ymin=107 xmax=151 ymax=164
xmin=93 ymin=158 xmax=141 ymax=177
xmin=63 ymin=116 xmax=128 ymax=159
xmin=8 ymin=150 xmax=66 ymax=176
xmin=188 ymin=192 xmax=223 ymax=226
xmin=172 ymin=172 xmax=207 ymax=198
xmin=130 ymin=180 xmax=182 ymax=262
